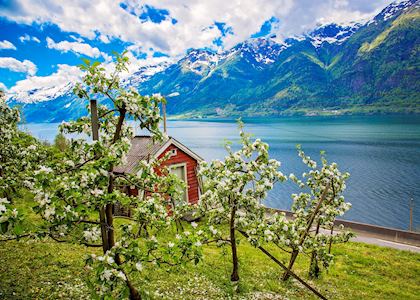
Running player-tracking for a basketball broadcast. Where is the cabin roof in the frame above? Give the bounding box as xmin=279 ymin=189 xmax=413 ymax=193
xmin=113 ymin=135 xmax=203 ymax=174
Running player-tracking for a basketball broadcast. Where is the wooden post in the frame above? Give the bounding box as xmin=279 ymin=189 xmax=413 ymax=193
xmin=90 ymin=100 xmax=99 ymax=141
xmin=409 ymin=198 xmax=414 ymax=231
xmin=90 ymin=99 xmax=109 ymax=253
xmin=162 ymin=102 xmax=167 ymax=134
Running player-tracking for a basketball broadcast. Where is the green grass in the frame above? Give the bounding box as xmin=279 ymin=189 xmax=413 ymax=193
xmin=1 ymin=236 xmax=419 ymax=299
xmin=1 ymin=194 xmax=419 ymax=299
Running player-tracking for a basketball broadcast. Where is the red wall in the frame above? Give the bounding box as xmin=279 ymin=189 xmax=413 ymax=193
xmin=157 ymin=144 xmax=200 ymax=205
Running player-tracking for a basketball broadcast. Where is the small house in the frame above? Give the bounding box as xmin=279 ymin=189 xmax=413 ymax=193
xmin=113 ymin=135 xmax=204 ymax=209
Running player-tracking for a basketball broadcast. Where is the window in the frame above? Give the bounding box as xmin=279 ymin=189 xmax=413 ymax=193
xmin=168 ymin=149 xmax=177 ymax=158
xmin=169 ymin=163 xmax=188 ymax=205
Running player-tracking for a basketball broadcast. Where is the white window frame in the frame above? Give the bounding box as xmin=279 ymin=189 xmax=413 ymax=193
xmin=169 ymin=162 xmax=189 ymax=203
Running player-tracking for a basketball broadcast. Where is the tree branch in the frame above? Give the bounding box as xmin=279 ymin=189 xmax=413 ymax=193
xmin=239 ymin=230 xmax=327 ymax=300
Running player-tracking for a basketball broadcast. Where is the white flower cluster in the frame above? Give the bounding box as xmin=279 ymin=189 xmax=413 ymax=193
xmin=0 ymin=198 xmax=18 ymax=224
xmin=1 ymin=96 xmax=51 ymax=235
xmin=278 ymin=146 xmax=353 ymax=273
xmin=83 ymin=226 xmax=101 ymax=242
xmin=199 ymin=123 xmax=286 ymax=244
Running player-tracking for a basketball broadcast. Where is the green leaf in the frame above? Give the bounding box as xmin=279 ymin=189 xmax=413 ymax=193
xmin=13 ymin=224 xmax=24 ymax=236
xmin=82 ymin=58 xmax=91 ymax=66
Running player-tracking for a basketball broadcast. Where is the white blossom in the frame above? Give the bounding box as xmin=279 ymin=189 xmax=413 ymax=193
xmin=135 ymin=262 xmax=143 ymax=271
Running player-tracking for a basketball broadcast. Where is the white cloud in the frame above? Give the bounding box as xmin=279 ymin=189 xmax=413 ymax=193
xmin=19 ymin=34 xmax=41 ymax=43
xmin=98 ymin=34 xmax=111 ymax=44
xmin=7 ymin=50 xmax=172 ymax=103
xmin=0 ymin=40 xmax=17 ymax=50
xmin=46 ymin=37 xmax=108 ymax=59
xmin=8 ymin=64 xmax=82 ymax=103
xmin=272 ymin=0 xmax=391 ymax=38
xmin=0 ymin=0 xmax=297 ymax=56
xmin=0 ymin=0 xmax=393 ymax=57
xmin=0 ymin=82 xmax=8 ymax=92
xmin=0 ymin=57 xmax=37 ymax=76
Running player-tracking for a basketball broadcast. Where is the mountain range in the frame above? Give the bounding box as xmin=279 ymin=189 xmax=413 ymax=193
xmin=9 ymin=0 xmax=420 ymax=122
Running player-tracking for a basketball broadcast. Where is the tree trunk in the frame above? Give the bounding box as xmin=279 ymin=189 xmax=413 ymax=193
xmin=106 ymin=174 xmax=116 ymax=251
xmin=230 ymin=199 xmax=239 ymax=283
xmin=99 ymin=208 xmax=109 ymax=253
xmin=92 ymin=103 xmax=141 ymax=297
xmin=309 ymin=251 xmax=320 ymax=279
xmin=107 ymin=107 xmax=141 ymax=297
xmin=328 ymin=225 xmax=334 ymax=254
xmin=309 ymin=222 xmax=321 ymax=279
xmin=127 ymin=278 xmax=142 ymax=300
xmin=104 ymin=106 xmax=126 ymax=250
xmin=90 ymin=99 xmax=109 ymax=253
xmin=282 ymin=185 xmax=330 ymax=281
xmin=282 ymin=250 xmax=299 ymax=281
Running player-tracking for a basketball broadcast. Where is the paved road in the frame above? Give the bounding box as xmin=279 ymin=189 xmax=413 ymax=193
xmin=268 ymin=209 xmax=420 ymax=253
xmin=318 ymin=228 xmax=420 ymax=253
xmin=352 ymin=234 xmax=420 ymax=253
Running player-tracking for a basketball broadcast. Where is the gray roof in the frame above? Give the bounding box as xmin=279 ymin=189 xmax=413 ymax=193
xmin=113 ymin=136 xmax=167 ymax=174
xmin=113 ymin=135 xmax=203 ymax=174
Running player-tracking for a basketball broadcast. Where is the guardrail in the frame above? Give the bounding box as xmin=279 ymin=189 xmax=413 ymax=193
xmin=264 ymin=207 xmax=420 ymax=246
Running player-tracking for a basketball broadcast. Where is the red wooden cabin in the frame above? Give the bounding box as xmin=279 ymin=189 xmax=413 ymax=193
xmin=113 ymin=135 xmax=203 ymax=206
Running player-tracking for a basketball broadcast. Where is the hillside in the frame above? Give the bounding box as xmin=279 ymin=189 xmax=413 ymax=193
xmin=139 ymin=0 xmax=420 ymax=117
xmin=8 ymin=0 xmax=420 ymax=122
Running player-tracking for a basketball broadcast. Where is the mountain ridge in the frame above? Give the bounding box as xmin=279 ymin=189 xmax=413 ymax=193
xmin=8 ymin=0 xmax=420 ymax=122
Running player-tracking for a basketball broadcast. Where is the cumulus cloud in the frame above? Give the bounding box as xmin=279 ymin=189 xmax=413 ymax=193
xmin=19 ymin=34 xmax=41 ymax=43
xmin=0 ymin=40 xmax=17 ymax=50
xmin=0 ymin=82 xmax=8 ymax=92
xmin=0 ymin=0 xmax=393 ymax=57
xmin=272 ymin=0 xmax=391 ymax=39
xmin=46 ymin=37 xmax=109 ymax=59
xmin=8 ymin=64 xmax=82 ymax=102
xmin=0 ymin=57 xmax=37 ymax=76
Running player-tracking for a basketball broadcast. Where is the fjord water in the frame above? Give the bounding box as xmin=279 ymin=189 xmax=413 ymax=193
xmin=22 ymin=115 xmax=420 ymax=230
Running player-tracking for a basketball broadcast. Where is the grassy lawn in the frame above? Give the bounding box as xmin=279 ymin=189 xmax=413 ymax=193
xmin=1 ymin=194 xmax=419 ymax=299
xmin=1 ymin=236 xmax=419 ymax=299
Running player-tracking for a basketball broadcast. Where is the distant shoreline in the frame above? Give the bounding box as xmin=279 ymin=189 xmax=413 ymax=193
xmin=17 ymin=112 xmax=420 ymax=124
xmin=169 ymin=109 xmax=420 ymax=121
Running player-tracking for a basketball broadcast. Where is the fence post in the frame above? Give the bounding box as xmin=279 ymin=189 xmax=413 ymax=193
xmin=409 ymin=198 xmax=414 ymax=231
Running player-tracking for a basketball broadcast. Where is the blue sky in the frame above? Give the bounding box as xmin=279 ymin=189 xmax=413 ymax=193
xmin=0 ymin=0 xmax=393 ymax=95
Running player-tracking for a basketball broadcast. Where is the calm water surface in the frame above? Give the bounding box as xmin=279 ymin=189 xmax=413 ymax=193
xmin=21 ymin=115 xmax=420 ymax=230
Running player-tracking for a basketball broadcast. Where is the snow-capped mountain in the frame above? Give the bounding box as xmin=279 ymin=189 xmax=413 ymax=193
xmin=7 ymin=60 xmax=173 ymax=106
xmin=7 ymin=0 xmax=420 ymax=121
xmin=374 ymin=0 xmax=418 ymax=22
xmin=8 ymin=82 xmax=75 ymax=104
xmin=175 ymin=37 xmax=288 ymax=76
xmin=228 ymin=38 xmax=288 ymax=65
xmin=308 ymin=23 xmax=362 ymax=48
xmin=179 ymin=49 xmax=220 ymax=75
xmin=122 ymin=60 xmax=173 ymax=87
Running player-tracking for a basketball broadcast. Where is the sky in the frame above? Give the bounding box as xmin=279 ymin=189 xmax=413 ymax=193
xmin=0 ymin=0 xmax=395 ymax=97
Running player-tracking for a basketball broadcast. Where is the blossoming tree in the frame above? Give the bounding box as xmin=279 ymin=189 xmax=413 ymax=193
xmin=1 ymin=54 xmax=204 ymax=299
xmin=278 ymin=146 xmax=353 ymax=280
xmin=0 ymin=90 xmax=52 ymax=234
xmin=198 ymin=123 xmax=286 ymax=287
